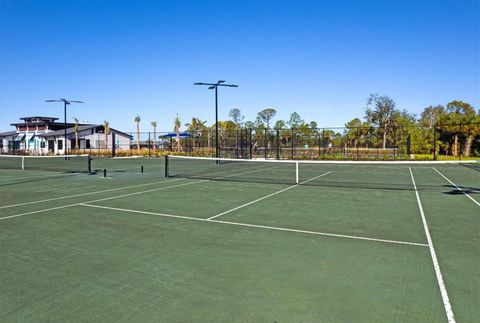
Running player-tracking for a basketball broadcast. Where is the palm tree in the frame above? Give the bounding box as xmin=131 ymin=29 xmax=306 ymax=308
xmin=174 ymin=114 xmax=183 ymax=152
xmin=73 ymin=118 xmax=79 ymax=150
xmin=151 ymin=121 xmax=157 ymax=150
xmin=103 ymin=120 xmax=110 ymax=149
xmin=134 ymin=115 xmax=141 ymax=150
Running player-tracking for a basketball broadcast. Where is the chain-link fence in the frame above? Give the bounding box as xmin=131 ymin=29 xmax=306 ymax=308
xmin=2 ymin=123 xmax=479 ymax=160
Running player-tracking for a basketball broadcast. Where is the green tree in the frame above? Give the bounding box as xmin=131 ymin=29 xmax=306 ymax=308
xmin=134 ymin=115 xmax=141 ymax=150
xmin=442 ymin=101 xmax=478 ymax=156
xmin=416 ymin=105 xmax=446 ymax=155
xmin=73 ymin=117 xmax=79 ymax=149
xmin=244 ymin=120 xmax=255 ymax=129
xmin=150 ymin=121 xmax=157 ymax=150
xmin=173 ymin=114 xmax=183 ymax=152
xmin=345 ymin=118 xmax=362 ymax=148
xmin=365 ymin=94 xmax=397 ymax=149
xmin=287 ymin=112 xmax=304 ymax=129
xmin=229 ymin=108 xmax=244 ymax=128
xmin=420 ymin=105 xmax=445 ymax=128
xmin=257 ymin=108 xmax=277 ymax=129
xmin=103 ymin=120 xmax=110 ymax=149
xmin=274 ymin=120 xmax=286 ymax=130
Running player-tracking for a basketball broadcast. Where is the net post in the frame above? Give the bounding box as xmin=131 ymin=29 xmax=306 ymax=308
xmin=88 ymin=155 xmax=92 ymax=174
xmin=165 ymin=155 xmax=169 ymax=177
xmin=295 ymin=161 xmax=299 ymax=184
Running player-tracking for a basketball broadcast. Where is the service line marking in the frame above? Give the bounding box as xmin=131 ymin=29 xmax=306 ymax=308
xmin=79 ymin=203 xmax=428 ymax=247
xmin=409 ymin=167 xmax=455 ymax=323
xmin=207 ymin=171 xmax=331 ymax=220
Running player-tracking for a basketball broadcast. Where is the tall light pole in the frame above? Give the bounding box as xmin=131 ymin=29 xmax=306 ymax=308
xmin=194 ymin=81 xmax=238 ymax=159
xmin=46 ymin=99 xmax=84 ymax=156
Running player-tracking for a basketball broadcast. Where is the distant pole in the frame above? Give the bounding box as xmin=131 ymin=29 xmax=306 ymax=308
xmin=215 ymin=86 xmax=219 ymax=160
xmin=46 ymin=98 xmax=84 ymax=157
xmin=194 ymin=80 xmax=238 ymax=160
xmin=64 ymin=101 xmax=67 ymax=155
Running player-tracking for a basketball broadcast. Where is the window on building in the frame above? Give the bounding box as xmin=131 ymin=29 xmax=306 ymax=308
xmin=58 ymin=140 xmax=63 ymax=150
xmin=40 ymin=141 xmax=46 ymax=148
xmin=86 ymin=139 xmax=91 ymax=149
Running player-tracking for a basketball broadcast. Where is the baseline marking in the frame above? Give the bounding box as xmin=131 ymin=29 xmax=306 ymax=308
xmin=432 ymin=167 xmax=480 ymax=207
xmin=207 ymin=171 xmax=331 ymax=220
xmin=79 ymin=203 xmax=428 ymax=247
xmin=409 ymin=167 xmax=455 ymax=323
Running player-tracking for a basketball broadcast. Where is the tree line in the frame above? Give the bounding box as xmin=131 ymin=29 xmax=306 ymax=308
xmin=130 ymin=94 xmax=479 ymax=157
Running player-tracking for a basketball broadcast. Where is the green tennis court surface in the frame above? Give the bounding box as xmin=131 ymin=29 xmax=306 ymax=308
xmin=1 ymin=157 xmax=478 ymax=322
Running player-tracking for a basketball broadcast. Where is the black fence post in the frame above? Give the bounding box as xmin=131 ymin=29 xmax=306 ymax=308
xmin=249 ymin=128 xmax=253 ymax=159
xmin=236 ymin=129 xmax=240 ymax=158
xmin=459 ymin=123 xmax=463 ymax=160
xmin=291 ymin=128 xmax=294 ymax=160
xmin=356 ymin=127 xmax=360 ymax=160
xmin=322 ymin=128 xmax=325 ymax=159
xmin=317 ymin=130 xmax=320 ymax=159
xmin=264 ymin=128 xmax=268 ymax=160
xmin=376 ymin=131 xmax=380 ymax=159
xmin=276 ymin=129 xmax=280 ymax=160
xmin=393 ymin=127 xmax=397 ymax=160
xmin=433 ymin=126 xmax=437 ymax=160
xmin=148 ymin=132 xmax=151 ymax=157
xmin=112 ymin=133 xmax=116 ymax=157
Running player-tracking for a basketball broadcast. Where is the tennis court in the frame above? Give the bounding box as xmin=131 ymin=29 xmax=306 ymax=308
xmin=0 ymin=155 xmax=478 ymax=322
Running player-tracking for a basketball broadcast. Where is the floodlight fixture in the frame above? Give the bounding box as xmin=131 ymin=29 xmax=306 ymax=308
xmin=194 ymin=80 xmax=238 ymax=159
xmin=46 ymin=98 xmax=84 ymax=156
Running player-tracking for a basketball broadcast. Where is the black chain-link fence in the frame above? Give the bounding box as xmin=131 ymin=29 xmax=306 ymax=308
xmin=2 ymin=123 xmax=479 ymax=160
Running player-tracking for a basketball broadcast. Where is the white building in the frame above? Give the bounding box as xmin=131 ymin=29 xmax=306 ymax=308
xmin=0 ymin=116 xmax=132 ymax=155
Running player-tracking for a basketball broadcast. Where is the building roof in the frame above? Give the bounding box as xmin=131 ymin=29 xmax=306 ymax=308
xmin=38 ymin=124 xmax=133 ymax=139
xmin=0 ymin=130 xmax=17 ymax=138
xmin=20 ymin=116 xmax=59 ymax=122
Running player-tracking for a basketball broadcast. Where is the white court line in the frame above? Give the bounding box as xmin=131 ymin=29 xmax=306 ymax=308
xmin=0 ymin=180 xmax=207 ymax=221
xmin=0 ymin=178 xmax=187 ymax=209
xmin=79 ymin=203 xmax=428 ymax=247
xmin=0 ymin=172 xmax=76 ymax=181
xmin=0 ymin=162 xmax=270 ymax=210
xmin=0 ymin=164 xmax=300 ymax=220
xmin=207 ymin=171 xmax=331 ymax=220
xmin=432 ymin=167 xmax=480 ymax=207
xmin=409 ymin=167 xmax=455 ymax=323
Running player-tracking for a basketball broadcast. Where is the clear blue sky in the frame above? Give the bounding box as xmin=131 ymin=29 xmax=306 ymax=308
xmin=0 ymin=0 xmax=478 ymax=132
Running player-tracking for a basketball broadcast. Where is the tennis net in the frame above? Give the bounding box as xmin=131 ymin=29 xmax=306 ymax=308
xmin=0 ymin=155 xmax=91 ymax=173
xmin=165 ymin=155 xmax=479 ymax=191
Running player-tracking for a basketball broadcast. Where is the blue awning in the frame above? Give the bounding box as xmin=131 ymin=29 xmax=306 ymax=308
xmin=161 ymin=132 xmax=192 ymax=138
